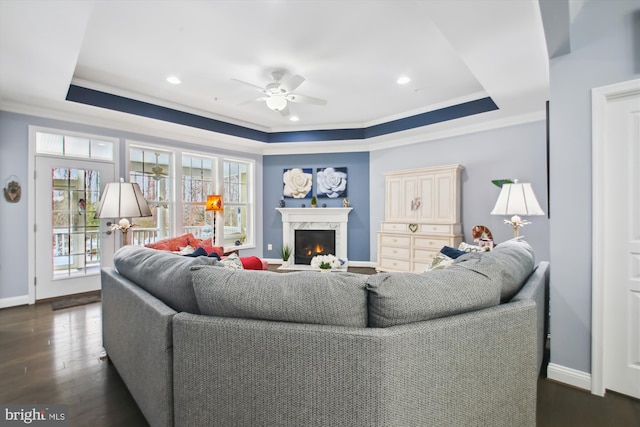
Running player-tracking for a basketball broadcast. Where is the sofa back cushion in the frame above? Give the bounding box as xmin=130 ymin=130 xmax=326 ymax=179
xmin=191 ymin=267 xmax=368 ymax=327
xmin=113 ymin=245 xmax=218 ymax=313
xmin=454 ymin=239 xmax=535 ymax=301
xmin=366 ymin=266 xmax=501 ymax=327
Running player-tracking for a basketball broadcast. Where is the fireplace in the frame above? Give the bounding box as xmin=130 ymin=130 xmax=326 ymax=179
xmin=276 ymin=207 xmax=353 ymax=268
xmin=294 ymin=229 xmax=336 ymax=265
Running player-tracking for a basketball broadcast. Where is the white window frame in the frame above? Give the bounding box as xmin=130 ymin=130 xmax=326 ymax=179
xmin=28 ymin=126 xmax=119 ymax=305
xmin=125 ymin=141 xmax=256 ymax=250
xmin=223 ymin=156 xmax=256 ymax=250
xmin=127 ymin=142 xmax=176 ymax=242
xmin=181 ymin=151 xmax=218 ymax=239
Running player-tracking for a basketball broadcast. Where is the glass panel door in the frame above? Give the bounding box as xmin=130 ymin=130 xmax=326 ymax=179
xmin=35 ymin=157 xmax=115 ymax=300
xmin=52 ymin=167 xmax=102 ymax=278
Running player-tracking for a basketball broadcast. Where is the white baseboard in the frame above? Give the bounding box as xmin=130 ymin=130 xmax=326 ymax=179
xmin=0 ymin=294 xmax=30 ymax=309
xmin=547 ymin=363 xmax=592 ymax=391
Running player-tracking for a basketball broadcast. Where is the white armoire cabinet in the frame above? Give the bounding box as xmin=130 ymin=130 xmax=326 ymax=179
xmin=377 ymin=164 xmax=464 ymax=273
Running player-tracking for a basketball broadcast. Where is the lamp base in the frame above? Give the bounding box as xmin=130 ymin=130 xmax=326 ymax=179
xmin=504 ymin=215 xmax=531 ymax=238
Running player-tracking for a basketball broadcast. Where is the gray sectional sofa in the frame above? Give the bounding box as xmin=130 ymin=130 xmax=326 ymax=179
xmin=101 ymin=240 xmax=549 ymax=427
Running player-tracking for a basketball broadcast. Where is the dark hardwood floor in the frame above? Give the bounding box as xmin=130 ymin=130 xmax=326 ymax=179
xmin=1 ymin=297 xmax=638 ymax=427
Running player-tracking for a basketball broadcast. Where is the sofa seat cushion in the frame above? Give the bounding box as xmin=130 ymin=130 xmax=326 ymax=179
xmin=366 ymin=267 xmax=501 ymax=327
xmin=454 ymin=239 xmax=535 ymax=302
xmin=113 ymin=245 xmax=218 ymax=313
xmin=191 ymin=267 xmax=369 ymax=327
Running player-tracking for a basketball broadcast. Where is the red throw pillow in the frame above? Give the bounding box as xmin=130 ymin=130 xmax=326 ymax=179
xmin=240 ymin=256 xmax=264 ymax=271
xmin=145 ymin=233 xmax=194 ymax=252
xmin=188 ymin=235 xmax=203 ymax=248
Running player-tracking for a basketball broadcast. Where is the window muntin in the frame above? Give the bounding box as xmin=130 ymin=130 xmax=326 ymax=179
xmin=51 ymin=167 xmax=102 ymax=278
xmin=129 ymin=148 xmax=173 ymax=243
xmin=223 ymin=160 xmax=253 ymax=247
xmin=127 ymin=144 xmax=254 ymax=249
xmin=36 ymin=131 xmax=114 ymax=161
xmin=182 ymin=154 xmax=215 ymax=239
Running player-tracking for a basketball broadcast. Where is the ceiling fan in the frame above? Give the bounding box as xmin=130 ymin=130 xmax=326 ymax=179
xmin=232 ymin=70 xmax=327 ymax=117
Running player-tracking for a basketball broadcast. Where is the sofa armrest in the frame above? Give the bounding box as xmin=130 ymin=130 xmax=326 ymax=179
xmin=173 ymin=301 xmax=537 ymax=427
xmin=101 ymin=268 xmax=176 ymax=427
xmin=511 ymin=261 xmax=550 ymax=374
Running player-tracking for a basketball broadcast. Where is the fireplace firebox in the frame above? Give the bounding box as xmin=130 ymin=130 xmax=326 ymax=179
xmin=294 ymin=229 xmax=336 ymax=265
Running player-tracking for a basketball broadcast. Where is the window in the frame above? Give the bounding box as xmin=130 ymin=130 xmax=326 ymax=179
xmin=223 ymin=159 xmax=253 ymax=247
xmin=127 ymin=143 xmax=254 ymax=249
xmin=36 ymin=131 xmax=114 ymax=161
xmin=128 ymin=147 xmax=173 ymax=244
xmin=182 ymin=154 xmax=215 ymax=239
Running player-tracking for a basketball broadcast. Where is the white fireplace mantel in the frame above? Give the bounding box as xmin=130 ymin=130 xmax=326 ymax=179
xmin=276 ymin=207 xmax=353 ymax=263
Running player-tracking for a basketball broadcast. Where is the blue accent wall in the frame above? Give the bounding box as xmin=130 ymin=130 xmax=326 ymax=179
xmin=66 ymin=85 xmax=269 ymax=142
xmin=263 ymin=152 xmax=370 ymax=261
xmin=66 ymin=85 xmax=497 ymax=143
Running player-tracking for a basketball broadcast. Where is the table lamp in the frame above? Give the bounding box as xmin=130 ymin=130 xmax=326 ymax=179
xmin=490 ymin=181 xmax=544 ymax=237
xmin=95 ymin=178 xmax=152 ymax=245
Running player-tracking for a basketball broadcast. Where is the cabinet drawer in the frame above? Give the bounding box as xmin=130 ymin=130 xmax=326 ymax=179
xmin=379 ymin=257 xmax=411 ymax=271
xmin=413 ymin=236 xmax=449 ymax=249
xmin=380 ymin=235 xmax=411 ymax=247
xmin=380 ymin=246 xmax=411 ymax=258
xmin=412 ymin=260 xmax=431 ymax=273
xmin=382 ymin=222 xmax=407 ymax=232
xmin=418 ymin=224 xmax=462 ymax=234
xmin=414 ymin=248 xmax=438 ymax=260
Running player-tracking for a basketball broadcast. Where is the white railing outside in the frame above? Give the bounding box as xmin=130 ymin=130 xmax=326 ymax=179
xmin=129 ymin=225 xmax=244 ymax=246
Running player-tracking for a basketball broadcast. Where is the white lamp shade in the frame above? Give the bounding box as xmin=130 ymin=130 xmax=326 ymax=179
xmin=95 ymin=181 xmax=152 ymax=219
xmin=490 ymin=183 xmax=545 ymax=216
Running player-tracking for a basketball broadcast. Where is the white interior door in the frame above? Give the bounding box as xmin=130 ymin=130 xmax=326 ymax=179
xmin=34 ymin=156 xmax=115 ymax=300
xmin=602 ymin=87 xmax=640 ymax=399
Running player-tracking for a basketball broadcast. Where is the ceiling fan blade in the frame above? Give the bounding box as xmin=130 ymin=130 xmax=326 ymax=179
xmin=286 ymin=93 xmax=327 ymax=106
xmin=278 ymin=104 xmax=290 ymax=117
xmin=280 ymin=74 xmax=305 ymax=93
xmin=231 ymin=78 xmax=267 ymax=93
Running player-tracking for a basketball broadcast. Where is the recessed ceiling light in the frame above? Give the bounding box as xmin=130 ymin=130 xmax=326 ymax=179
xmin=166 ymin=76 xmax=181 ymax=85
xmin=397 ymin=76 xmax=411 ymax=85
xmin=289 ymin=115 xmax=299 ymax=122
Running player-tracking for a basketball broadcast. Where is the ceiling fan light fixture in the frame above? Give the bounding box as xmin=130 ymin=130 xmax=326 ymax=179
xmin=266 ymin=96 xmax=287 ymax=111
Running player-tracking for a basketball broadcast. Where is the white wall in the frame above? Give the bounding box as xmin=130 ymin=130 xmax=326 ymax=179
xmin=370 ymin=120 xmax=550 ymax=263
xmin=549 ymin=0 xmax=640 ymax=374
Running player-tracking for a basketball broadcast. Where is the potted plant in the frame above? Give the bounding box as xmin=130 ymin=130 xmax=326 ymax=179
xmin=311 ymin=195 xmax=317 ymax=208
xmin=280 ymin=244 xmax=292 ymax=266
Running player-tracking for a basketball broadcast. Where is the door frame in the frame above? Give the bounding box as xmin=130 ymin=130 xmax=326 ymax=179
xmin=591 ymin=78 xmax=640 ymax=396
xmin=27 ymin=125 xmax=120 ymax=304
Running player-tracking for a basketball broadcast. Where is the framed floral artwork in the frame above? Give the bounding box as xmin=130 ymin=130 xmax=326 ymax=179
xmin=283 ymin=168 xmax=312 ymax=198
xmin=317 ymin=167 xmax=347 ymax=198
